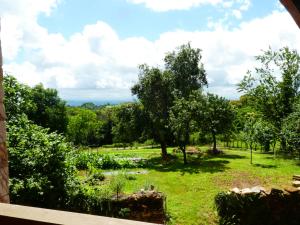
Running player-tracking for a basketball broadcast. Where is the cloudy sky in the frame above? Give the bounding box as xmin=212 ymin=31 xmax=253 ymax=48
xmin=1 ymin=0 xmax=300 ymax=103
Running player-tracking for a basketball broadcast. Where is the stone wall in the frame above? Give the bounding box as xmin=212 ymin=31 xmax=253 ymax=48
xmin=215 ymin=186 xmax=300 ymax=225
xmin=112 ymin=191 xmax=166 ymax=224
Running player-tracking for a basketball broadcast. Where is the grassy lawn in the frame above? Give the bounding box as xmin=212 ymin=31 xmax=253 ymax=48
xmin=86 ymin=146 xmax=300 ymax=225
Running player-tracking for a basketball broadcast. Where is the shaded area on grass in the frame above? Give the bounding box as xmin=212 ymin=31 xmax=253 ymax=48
xmin=253 ymin=163 xmax=277 ymax=169
xmin=143 ymin=154 xmax=233 ymax=174
xmin=213 ymin=154 xmax=246 ymax=160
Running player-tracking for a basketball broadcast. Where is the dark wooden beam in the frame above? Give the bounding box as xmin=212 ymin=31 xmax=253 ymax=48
xmin=281 ymin=0 xmax=300 ymax=28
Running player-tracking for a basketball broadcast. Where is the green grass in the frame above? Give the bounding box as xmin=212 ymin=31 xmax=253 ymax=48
xmin=82 ymin=146 xmax=300 ymax=225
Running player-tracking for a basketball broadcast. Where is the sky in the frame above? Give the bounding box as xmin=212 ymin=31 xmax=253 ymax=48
xmin=1 ymin=0 xmax=300 ymax=104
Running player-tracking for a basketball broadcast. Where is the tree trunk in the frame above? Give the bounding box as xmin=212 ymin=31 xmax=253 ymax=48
xmin=212 ymin=132 xmax=217 ymax=153
xmin=0 ymin=22 xmax=9 ymax=203
xmin=280 ymin=137 xmax=287 ymax=152
xmin=273 ymin=141 xmax=276 ymax=158
xmin=250 ymin=143 xmax=253 ymax=164
xmin=181 ymin=146 xmax=187 ymax=165
xmin=160 ymin=142 xmax=168 ymax=160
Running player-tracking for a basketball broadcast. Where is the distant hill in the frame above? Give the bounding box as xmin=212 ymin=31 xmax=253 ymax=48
xmin=66 ymin=99 xmax=134 ymax=107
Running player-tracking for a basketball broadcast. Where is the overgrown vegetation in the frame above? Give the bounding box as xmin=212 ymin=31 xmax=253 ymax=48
xmin=4 ymin=44 xmax=300 ymax=224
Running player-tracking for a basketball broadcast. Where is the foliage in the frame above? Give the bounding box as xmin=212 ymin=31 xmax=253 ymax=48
xmin=132 ymin=44 xmax=208 ymax=160
xmin=73 ymin=151 xmax=145 ymax=170
xmin=200 ymin=93 xmax=235 ymax=152
xmin=215 ymin=191 xmax=267 ymax=225
xmin=8 ymin=115 xmax=76 ymax=208
xmin=84 ymin=171 xmax=105 ymax=186
xmin=112 ymin=102 xmax=147 ymax=144
xmin=164 ymin=43 xmax=207 ymax=98
xmin=132 ymin=65 xmax=174 ymax=158
xmin=215 ymin=190 xmax=300 ymax=225
xmin=4 ymin=75 xmax=68 ymax=133
xmin=3 ymin=75 xmax=34 ymax=120
xmin=253 ymin=118 xmax=277 ymax=152
xmin=109 ymin=174 xmax=126 ymax=199
xmin=27 ymin=84 xmax=68 ymax=133
xmin=282 ymin=101 xmax=300 ymax=156
xmin=67 ymin=108 xmax=103 ymax=146
xmin=238 ymin=47 xmax=300 ymax=151
xmin=169 ymin=90 xmax=203 ymax=163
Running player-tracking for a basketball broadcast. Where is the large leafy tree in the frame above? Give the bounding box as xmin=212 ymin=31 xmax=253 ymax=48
xmin=200 ymin=93 xmax=235 ymax=153
xmin=253 ymin=119 xmax=277 ymax=153
xmin=4 ymin=76 xmax=68 ymax=134
xmin=67 ymin=108 xmax=102 ymax=146
xmin=27 ymin=84 xmax=68 ymax=134
xmin=169 ymin=91 xmax=203 ymax=164
xmin=238 ymin=47 xmax=300 ymax=151
xmin=3 ymin=75 xmax=34 ymax=120
xmin=112 ymin=102 xmax=147 ymax=145
xmin=282 ymin=101 xmax=300 ymax=157
xmin=165 ymin=43 xmax=207 ymax=99
xmin=132 ymin=65 xmax=173 ymax=159
xmin=132 ymin=44 xmax=208 ymax=159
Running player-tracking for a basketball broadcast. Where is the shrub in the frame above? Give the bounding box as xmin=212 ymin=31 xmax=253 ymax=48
xmin=110 ymin=175 xmax=126 ymax=199
xmin=73 ymin=151 xmax=145 ymax=170
xmin=8 ymin=115 xmax=76 ymax=209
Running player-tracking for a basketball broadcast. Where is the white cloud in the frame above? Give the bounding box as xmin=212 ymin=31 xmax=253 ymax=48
xmin=1 ymin=0 xmax=300 ymax=101
xmin=232 ymin=10 xmax=242 ymax=19
xmin=126 ymin=0 xmax=251 ymax=13
xmin=126 ymin=0 xmax=222 ymax=12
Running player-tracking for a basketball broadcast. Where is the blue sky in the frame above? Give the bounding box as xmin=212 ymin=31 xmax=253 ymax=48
xmin=39 ymin=0 xmax=274 ymax=40
xmin=1 ymin=0 xmax=300 ymax=103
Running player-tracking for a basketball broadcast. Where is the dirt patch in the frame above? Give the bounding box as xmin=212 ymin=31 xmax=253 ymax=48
xmin=214 ymin=171 xmax=267 ymax=189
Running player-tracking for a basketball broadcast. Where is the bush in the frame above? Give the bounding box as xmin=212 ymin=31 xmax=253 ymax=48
xmin=8 ymin=115 xmax=76 ymax=209
xmin=110 ymin=175 xmax=126 ymax=199
xmin=101 ymin=155 xmax=121 ymax=169
xmin=73 ymin=151 xmax=145 ymax=170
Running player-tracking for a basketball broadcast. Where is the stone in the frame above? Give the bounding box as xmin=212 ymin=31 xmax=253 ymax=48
xmin=284 ymin=187 xmax=300 ymax=194
xmin=293 ymin=175 xmax=300 ymax=181
xmin=231 ymin=187 xmax=240 ymax=193
xmin=292 ymin=181 xmax=300 ymax=188
xmin=241 ymin=188 xmax=252 ymax=194
xmin=250 ymin=186 xmax=265 ymax=193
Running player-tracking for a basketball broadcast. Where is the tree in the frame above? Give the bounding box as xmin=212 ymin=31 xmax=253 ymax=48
xmin=3 ymin=76 xmax=68 ymax=134
xmin=242 ymin=113 xmax=257 ymax=164
xmin=132 ymin=65 xmax=173 ymax=159
xmin=132 ymin=44 xmax=208 ymax=160
xmin=200 ymin=93 xmax=235 ymax=153
xmin=67 ymin=108 xmax=102 ymax=146
xmin=0 ymin=23 xmax=9 ymax=203
xmin=3 ymin=75 xmax=34 ymax=120
xmin=238 ymin=47 xmax=300 ymax=151
xmin=112 ymin=102 xmax=147 ymax=145
xmin=27 ymin=84 xmax=68 ymax=134
xmin=282 ymin=101 xmax=300 ymax=157
xmin=164 ymin=43 xmax=207 ymax=99
xmin=169 ymin=91 xmax=203 ymax=164
xmin=96 ymin=106 xmax=115 ymax=145
xmin=253 ymin=119 xmax=277 ymax=153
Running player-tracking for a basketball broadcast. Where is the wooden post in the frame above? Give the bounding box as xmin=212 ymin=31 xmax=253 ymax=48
xmin=0 ymin=19 xmax=9 ymax=203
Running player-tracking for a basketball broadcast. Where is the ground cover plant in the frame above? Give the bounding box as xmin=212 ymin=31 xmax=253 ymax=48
xmin=78 ymin=146 xmax=300 ymax=225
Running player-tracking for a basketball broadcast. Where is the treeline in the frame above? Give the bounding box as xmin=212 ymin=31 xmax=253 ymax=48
xmin=234 ymin=47 xmax=300 ymax=160
xmin=5 ymin=44 xmax=300 ymax=164
xmin=4 ymin=43 xmax=300 ymax=212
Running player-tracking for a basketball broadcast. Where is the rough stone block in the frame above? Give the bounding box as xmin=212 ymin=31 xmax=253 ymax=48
xmin=292 ymin=181 xmax=300 ymax=188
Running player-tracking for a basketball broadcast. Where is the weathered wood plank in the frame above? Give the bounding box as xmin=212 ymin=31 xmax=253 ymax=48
xmin=0 ymin=203 xmax=157 ymax=225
